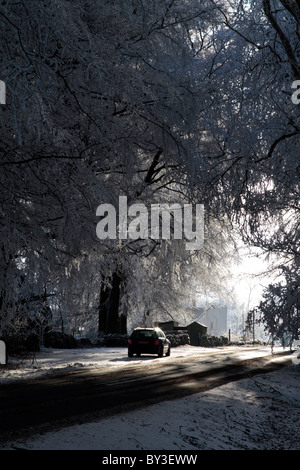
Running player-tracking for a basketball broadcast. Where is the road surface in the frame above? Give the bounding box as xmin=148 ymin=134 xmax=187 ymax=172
xmin=0 ymin=346 xmax=292 ymax=444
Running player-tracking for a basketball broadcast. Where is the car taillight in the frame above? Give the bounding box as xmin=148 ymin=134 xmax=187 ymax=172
xmin=128 ymin=339 xmax=132 ymax=345
xmin=155 ymin=339 xmax=159 ymax=346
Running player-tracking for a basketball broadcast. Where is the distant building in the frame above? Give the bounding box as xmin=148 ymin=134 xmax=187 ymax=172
xmin=186 ymin=321 xmax=207 ymax=346
xmin=158 ymin=320 xmax=208 ymax=346
xmin=157 ymin=308 xmax=227 ymax=347
xmin=157 ymin=320 xmax=179 ymax=332
xmin=195 ymin=305 xmax=227 ymax=336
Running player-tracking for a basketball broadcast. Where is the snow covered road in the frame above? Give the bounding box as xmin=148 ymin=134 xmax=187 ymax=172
xmin=0 ymin=345 xmax=299 ymax=450
xmin=0 ymin=344 xmax=291 ymax=383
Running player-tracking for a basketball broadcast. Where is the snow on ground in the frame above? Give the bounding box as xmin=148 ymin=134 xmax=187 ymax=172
xmin=1 ymin=345 xmax=300 ymax=450
xmin=0 ymin=344 xmax=290 ymax=383
xmin=0 ymin=344 xmax=224 ymax=383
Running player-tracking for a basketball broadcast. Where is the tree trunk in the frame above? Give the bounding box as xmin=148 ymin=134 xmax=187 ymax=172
xmin=105 ymin=272 xmax=122 ymax=334
xmin=98 ymin=277 xmax=110 ymax=335
xmin=118 ymin=313 xmax=127 ymax=335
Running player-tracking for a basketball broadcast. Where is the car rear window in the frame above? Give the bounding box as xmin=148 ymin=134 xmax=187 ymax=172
xmin=132 ymin=329 xmax=157 ymax=339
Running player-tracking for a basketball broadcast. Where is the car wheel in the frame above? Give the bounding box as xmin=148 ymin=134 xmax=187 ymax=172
xmin=128 ymin=350 xmax=133 ymax=357
xmin=166 ymin=346 xmax=171 ymax=356
xmin=158 ymin=347 xmax=163 ymax=358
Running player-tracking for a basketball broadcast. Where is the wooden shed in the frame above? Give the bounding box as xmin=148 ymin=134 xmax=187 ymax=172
xmin=186 ymin=321 xmax=207 ymax=346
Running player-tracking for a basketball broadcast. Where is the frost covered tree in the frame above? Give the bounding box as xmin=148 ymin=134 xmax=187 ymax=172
xmin=0 ymin=0 xmax=236 ymax=337
xmin=249 ymin=267 xmax=299 ymax=348
xmin=1 ymin=0 xmax=298 ymax=340
xmin=209 ymin=0 xmax=300 ymax=343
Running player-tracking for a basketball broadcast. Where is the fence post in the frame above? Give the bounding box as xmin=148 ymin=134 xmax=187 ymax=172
xmin=0 ymin=340 xmax=7 ymax=365
xmin=0 ymin=81 xmax=6 ymax=104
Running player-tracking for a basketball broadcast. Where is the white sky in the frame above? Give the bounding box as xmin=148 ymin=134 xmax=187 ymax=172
xmin=229 ymin=244 xmax=280 ymax=311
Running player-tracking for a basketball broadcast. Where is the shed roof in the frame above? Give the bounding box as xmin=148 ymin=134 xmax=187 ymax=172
xmin=187 ymin=321 xmax=207 ymax=329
